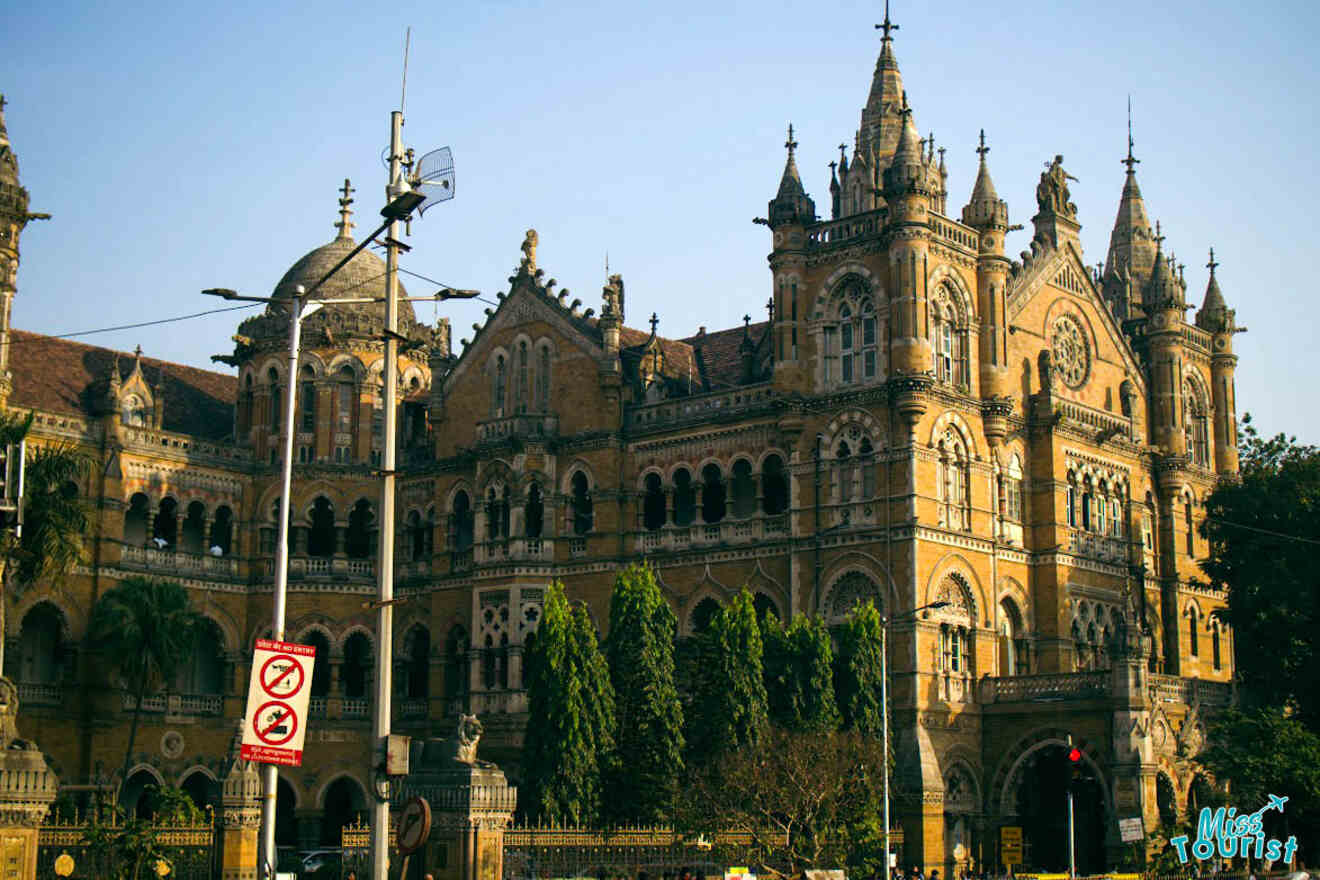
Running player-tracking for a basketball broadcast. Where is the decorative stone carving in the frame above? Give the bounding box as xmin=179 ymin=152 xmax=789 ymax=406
xmin=1036 ymin=155 xmax=1078 ymax=219
xmin=519 ymin=230 xmax=538 ymax=274
xmin=0 ymin=678 xmax=59 ymax=880
xmin=1050 ymin=315 xmax=1090 ymax=389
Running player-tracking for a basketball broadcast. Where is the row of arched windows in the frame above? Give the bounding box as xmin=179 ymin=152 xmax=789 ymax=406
xmin=491 ymin=341 xmax=553 ymax=418
xmin=640 ymin=456 xmax=789 ymax=530
xmin=1185 ymin=606 xmax=1224 ymax=671
xmin=1065 ymin=474 xmax=1126 ymax=539
xmin=124 ymin=494 xmax=235 ymax=555
xmin=447 ymin=474 xmax=593 ymax=553
xmin=261 ymin=497 xmax=376 ymax=559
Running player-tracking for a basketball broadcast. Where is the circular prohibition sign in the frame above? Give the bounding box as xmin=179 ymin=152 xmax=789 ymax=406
xmin=252 ymin=700 xmax=299 ymax=747
xmin=259 ymin=653 xmax=306 ymax=699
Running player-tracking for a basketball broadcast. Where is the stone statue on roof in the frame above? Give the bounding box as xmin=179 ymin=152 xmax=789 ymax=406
xmin=1036 ymin=154 xmax=1078 ymax=219
xmin=602 ymin=273 xmax=624 ymax=319
xmin=519 ymin=229 xmax=538 ymax=274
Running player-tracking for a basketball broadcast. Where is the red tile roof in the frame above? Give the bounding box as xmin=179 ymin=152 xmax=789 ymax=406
xmin=7 ymin=330 xmax=237 ymax=441
xmin=682 ymin=321 xmax=770 ymax=389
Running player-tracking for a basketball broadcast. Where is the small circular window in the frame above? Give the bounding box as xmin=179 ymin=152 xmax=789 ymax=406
xmin=1050 ymin=315 xmax=1090 ymax=389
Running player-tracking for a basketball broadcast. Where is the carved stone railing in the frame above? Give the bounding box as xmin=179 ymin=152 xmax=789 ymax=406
xmin=450 ymin=549 xmax=473 ymax=573
xmin=476 ymin=413 xmax=559 ymax=444
xmin=569 ymin=538 xmax=587 ymax=558
xmin=121 ymin=544 xmax=240 ymax=578
xmin=1148 ymin=674 xmax=1233 ymax=708
xmin=175 ymin=694 xmax=223 ymax=716
xmin=929 ymin=212 xmax=979 ymax=252
xmin=475 ymin=538 xmax=550 ymax=564
xmin=309 ymin=697 xmax=328 ymax=718
xmin=122 ymin=693 xmax=168 ymax=712
xmin=16 ymin=682 xmax=61 ymax=707
xmin=626 ymin=384 xmax=780 ymax=431
xmin=634 ymin=515 xmax=792 ymax=553
xmin=470 ymin=689 xmax=527 ymax=716
xmin=120 ymin=425 xmax=245 ymax=463
xmin=806 ymin=210 xmax=885 ymax=248
xmin=1056 ymin=398 xmax=1130 ymax=438
xmin=341 ymin=698 xmax=370 ymax=718
xmin=1067 ymin=529 xmax=1128 ymax=564
xmin=399 ymin=698 xmax=429 ymax=719
xmin=982 ymin=671 xmax=1110 ymax=704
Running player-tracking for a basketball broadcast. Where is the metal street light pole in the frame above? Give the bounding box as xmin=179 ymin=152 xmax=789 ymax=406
xmin=882 ymin=599 xmax=950 ymax=877
xmin=370 ymin=108 xmax=405 ymax=880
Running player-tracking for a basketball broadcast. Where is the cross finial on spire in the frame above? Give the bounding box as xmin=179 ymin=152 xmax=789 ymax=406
xmin=743 ymin=314 xmax=751 ymax=328
xmin=976 ymin=129 xmax=989 ymax=161
xmin=875 ymin=0 xmax=900 ymax=44
xmin=134 ymin=344 xmax=142 ymax=360
xmin=335 ymin=178 xmax=356 ymax=239
xmin=1153 ymin=220 xmax=1164 ymax=252
xmin=785 ymin=124 xmax=798 ymax=157
xmin=1123 ymin=97 xmax=1140 ymax=173
xmin=1206 ymin=247 xmax=1218 ymax=278
xmin=649 ymin=312 xmax=659 ymax=335
xmin=767 ymin=297 xmax=775 ymax=322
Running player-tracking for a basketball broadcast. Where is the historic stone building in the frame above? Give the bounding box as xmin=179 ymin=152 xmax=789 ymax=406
xmin=0 ymin=15 xmax=1241 ymax=873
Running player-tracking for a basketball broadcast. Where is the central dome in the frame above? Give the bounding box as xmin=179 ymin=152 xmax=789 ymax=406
xmin=270 ymin=236 xmax=417 ymax=326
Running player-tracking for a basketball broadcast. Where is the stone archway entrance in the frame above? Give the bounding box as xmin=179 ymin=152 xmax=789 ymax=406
xmin=1012 ymin=744 xmax=1106 ymax=873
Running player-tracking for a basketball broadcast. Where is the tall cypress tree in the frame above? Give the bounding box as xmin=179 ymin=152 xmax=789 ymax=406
xmin=604 ymin=563 xmax=684 ymax=823
xmin=523 ymin=582 xmax=616 ymax=825
xmin=837 ymin=600 xmax=886 ymax=736
xmin=687 ymin=588 xmax=769 ymax=766
xmin=762 ymin=614 xmax=839 ymax=732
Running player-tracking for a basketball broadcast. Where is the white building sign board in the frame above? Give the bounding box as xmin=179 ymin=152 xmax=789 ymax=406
xmin=241 ymin=638 xmax=316 ymax=767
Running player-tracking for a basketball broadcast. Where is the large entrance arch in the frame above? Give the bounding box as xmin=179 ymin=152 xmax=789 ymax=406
xmin=320 ymin=776 xmax=367 ymax=846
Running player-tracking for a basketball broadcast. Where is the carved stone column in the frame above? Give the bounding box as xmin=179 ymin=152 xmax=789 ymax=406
xmin=0 ymin=681 xmax=58 ymax=880
xmin=401 ymin=717 xmax=516 ymax=880
xmin=220 ymin=723 xmax=262 ymax=880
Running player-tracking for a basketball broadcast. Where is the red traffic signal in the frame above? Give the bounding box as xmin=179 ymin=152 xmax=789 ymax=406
xmin=1068 ymin=747 xmax=1083 ymax=764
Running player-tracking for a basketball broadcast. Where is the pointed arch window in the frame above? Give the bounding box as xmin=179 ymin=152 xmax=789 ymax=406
xmin=642 ymin=473 xmax=666 ymax=531
xmin=335 ymin=366 xmax=355 ymax=433
xmin=267 ymin=368 xmax=281 ymax=428
xmin=1211 ymin=622 xmax=1222 ymax=670
xmin=939 ymin=430 xmax=970 ymax=531
xmin=300 ymin=366 xmax=317 ymax=433
xmin=1005 ymin=454 xmax=1024 ymax=522
xmin=536 ymin=345 xmax=551 ymax=411
xmin=1185 ymin=496 xmax=1196 ymax=556
xmin=1188 ymin=606 xmax=1200 ymax=657
xmin=515 ymin=342 xmax=529 ymax=414
xmin=571 ymin=472 xmax=593 ymax=535
xmin=492 ymin=355 xmax=507 ymax=418
xmin=931 ymin=286 xmax=969 ymax=389
xmin=1183 ymin=378 xmax=1210 ymax=467
xmin=525 ymin=483 xmax=544 ymax=539
xmin=840 ymin=305 xmax=854 ymax=384
xmin=835 ymin=441 xmax=852 ymax=502
xmin=450 ymin=491 xmax=474 ymax=553
xmin=825 ymin=280 xmax=880 ymax=387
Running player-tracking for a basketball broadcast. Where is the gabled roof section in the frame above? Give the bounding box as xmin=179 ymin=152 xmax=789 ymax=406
xmin=680 ymin=321 xmax=771 ymax=390
xmin=7 ymin=330 xmax=237 ymax=440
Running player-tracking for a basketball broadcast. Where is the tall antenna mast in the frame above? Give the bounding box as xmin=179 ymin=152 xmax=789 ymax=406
xmin=400 ymin=26 xmax=412 ymax=115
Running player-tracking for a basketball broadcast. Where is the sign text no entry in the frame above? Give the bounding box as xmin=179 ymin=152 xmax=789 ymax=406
xmin=241 ymin=639 xmax=316 ymax=767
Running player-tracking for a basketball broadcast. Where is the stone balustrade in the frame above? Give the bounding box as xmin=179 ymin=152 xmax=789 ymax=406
xmin=635 ymin=515 xmax=790 ymax=554
xmin=1148 ymin=673 xmax=1233 ymax=707
xmin=15 ymin=684 xmax=60 ymax=707
xmin=476 ymin=413 xmax=559 ymax=443
xmin=982 ymin=671 xmax=1110 ymax=703
xmin=121 ymin=544 xmax=240 ymax=577
xmin=1067 ymin=529 xmax=1128 ymax=564
xmin=626 ymin=384 xmax=780 ymax=430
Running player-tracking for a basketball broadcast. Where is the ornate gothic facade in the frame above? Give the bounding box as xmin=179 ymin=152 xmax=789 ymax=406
xmin=0 ymin=18 xmax=1240 ymax=872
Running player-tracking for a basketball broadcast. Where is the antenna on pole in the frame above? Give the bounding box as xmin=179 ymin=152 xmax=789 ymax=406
xmin=411 ymin=147 xmax=455 ymax=217
xmin=400 ymin=26 xmax=412 ymax=115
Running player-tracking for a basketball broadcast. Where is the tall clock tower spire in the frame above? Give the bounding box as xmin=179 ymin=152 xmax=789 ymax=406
xmin=0 ymin=95 xmax=50 ymax=408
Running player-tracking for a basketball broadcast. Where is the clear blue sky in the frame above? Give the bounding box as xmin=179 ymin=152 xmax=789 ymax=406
xmin=4 ymin=0 xmax=1317 ymax=442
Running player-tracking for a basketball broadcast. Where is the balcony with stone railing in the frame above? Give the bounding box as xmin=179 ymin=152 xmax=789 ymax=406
xmin=806 ymin=209 xmax=886 ymax=249
xmin=261 ymin=555 xmax=377 ymax=580
xmin=636 ymin=514 xmax=790 ymax=554
xmin=119 ymin=425 xmax=246 ymax=464
xmin=475 ymin=538 xmax=553 ymax=565
xmin=477 ymin=413 xmax=559 ymax=444
xmin=17 ymin=683 xmax=62 ymax=707
xmin=1067 ymin=529 xmax=1129 ymax=565
xmin=626 ymin=384 xmax=781 ymax=433
xmin=1148 ymin=673 xmax=1233 ymax=708
xmin=121 ymin=544 xmax=241 ymax=578
xmin=982 ymin=671 xmax=1111 ymax=704
xmin=341 ymin=698 xmax=370 ymax=719
xmin=469 ymin=689 xmax=527 ymax=716
xmin=119 ymin=692 xmax=225 ymax=716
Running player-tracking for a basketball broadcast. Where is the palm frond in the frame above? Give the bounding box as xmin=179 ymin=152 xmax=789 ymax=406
xmin=12 ymin=444 xmax=92 ymax=587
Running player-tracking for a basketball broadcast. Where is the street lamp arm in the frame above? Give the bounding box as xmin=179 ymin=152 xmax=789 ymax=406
xmin=882 ymin=600 xmax=951 ymax=626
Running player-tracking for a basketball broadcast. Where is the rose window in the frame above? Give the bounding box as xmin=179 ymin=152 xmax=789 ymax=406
xmin=1051 ymin=316 xmax=1089 ymax=388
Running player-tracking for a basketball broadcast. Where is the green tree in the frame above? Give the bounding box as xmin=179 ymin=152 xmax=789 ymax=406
xmin=762 ymin=614 xmax=838 ymax=732
xmin=1201 ymin=415 xmax=1320 ymax=724
xmin=604 ymin=563 xmax=684 ymax=824
xmin=87 ymin=577 xmax=201 ymax=799
xmin=1200 ymin=708 xmax=1320 ymax=859
xmin=687 ymin=589 xmax=768 ymax=766
xmin=0 ymin=412 xmax=91 ymax=672
xmin=836 ymin=601 xmax=886 ymax=736
xmin=523 ymin=582 xmax=616 ymax=824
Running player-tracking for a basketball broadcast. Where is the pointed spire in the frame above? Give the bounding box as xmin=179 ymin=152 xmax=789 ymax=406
xmin=861 ymin=1 xmax=907 ymax=160
xmin=769 ymin=123 xmax=816 ymax=227
xmin=962 ymin=129 xmax=1008 ymax=230
xmin=1105 ymin=100 xmax=1156 ymax=290
xmin=335 ymin=178 xmax=356 ymax=240
xmin=0 ymin=94 xmax=19 ymax=187
xmin=1197 ymin=247 xmax=1230 ymax=330
xmin=1143 ymin=220 xmax=1183 ymax=309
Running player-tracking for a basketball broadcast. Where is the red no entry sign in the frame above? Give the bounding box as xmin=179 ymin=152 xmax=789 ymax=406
xmin=242 ymin=639 xmax=316 ymax=767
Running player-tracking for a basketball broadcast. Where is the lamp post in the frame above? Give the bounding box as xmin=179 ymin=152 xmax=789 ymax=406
xmin=881 ymin=599 xmax=950 ymax=877
xmin=202 ymin=186 xmax=433 ymax=880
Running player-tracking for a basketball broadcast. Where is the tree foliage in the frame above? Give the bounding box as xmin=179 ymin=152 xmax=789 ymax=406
xmin=686 ymin=589 xmax=768 ymax=766
xmin=87 ymin=577 xmax=201 ymax=797
xmin=1202 ymin=415 xmax=1320 ymax=723
xmin=9 ymin=442 xmax=92 ymax=587
xmin=684 ymin=728 xmax=885 ymax=878
xmin=523 ymin=582 xmax=616 ymax=825
xmin=835 ymin=601 xmax=886 ymax=737
xmin=1200 ymin=708 xmax=1320 ymax=858
xmin=762 ymin=614 xmax=838 ymax=732
xmin=604 ymin=564 xmax=684 ymax=824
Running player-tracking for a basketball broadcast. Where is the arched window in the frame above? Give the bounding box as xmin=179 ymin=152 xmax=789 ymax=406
xmin=642 ymin=473 xmax=666 ymax=531
xmin=175 ymin=619 xmax=225 ymax=696
xmin=451 ymin=491 xmax=474 ymax=553
xmin=307 ymin=497 xmax=335 ymax=558
xmin=1066 ymin=474 xmax=1078 ymax=528
xmin=730 ymin=460 xmax=755 ymax=519
xmin=1185 ymin=496 xmax=1196 ymax=556
xmin=1072 ymin=619 xmax=1088 ymax=670
xmin=407 ymin=511 xmax=424 ymax=561
xmin=840 ymin=305 xmax=854 ymax=384
xmin=13 ymin=603 xmax=63 ymax=685
xmin=181 ymin=501 xmax=206 ymax=554
xmin=346 ymin=500 xmax=374 ymax=559
xmin=762 ymin=455 xmax=788 ymax=516
xmin=1081 ymin=480 xmax=1093 ymax=531
xmin=515 ymin=342 xmax=529 ymax=413
xmin=691 ymin=598 xmax=721 ymax=634
xmin=999 ymin=598 xmax=1028 ymax=676
xmin=939 ymin=430 xmax=970 ymax=531
xmin=500 ymin=485 xmax=512 ymax=538
xmin=343 ymin=633 xmax=372 ymax=699
xmin=124 ymin=492 xmax=149 ymax=545
xmin=444 ymin=625 xmax=469 ymax=701
xmin=1183 ymin=378 xmax=1210 ymax=467
xmin=1004 ymin=454 xmax=1024 ymax=523
xmin=1095 ymin=482 xmax=1108 ymax=535
xmin=571 ymin=472 xmax=593 ymax=535
xmin=835 ymin=441 xmax=853 ymax=502
xmin=303 ymin=630 xmax=331 ymax=697
xmin=859 ymin=438 xmax=876 ymax=499
xmin=403 ymin=626 xmax=431 ymax=700
xmin=239 ymin=375 xmax=254 ymax=436
xmin=536 ymin=345 xmax=551 ymax=411
xmin=1188 ymin=607 xmax=1200 ymax=657
xmin=486 ymin=488 xmax=502 ymax=541
xmin=492 ymin=355 xmax=507 ymax=418
xmin=1211 ymin=622 xmax=1222 ymax=670
xmin=824 ymin=280 xmax=880 ymax=386
xmin=154 ymin=497 xmax=179 ymax=549
xmin=525 ymin=483 xmax=544 ymax=538
xmin=300 ymin=366 xmax=317 ymax=433
xmin=673 ymin=469 xmax=696 ymax=526
xmin=931 ymin=286 xmax=968 ymax=388
xmin=700 ymin=463 xmax=726 ymax=523
xmin=210 ymin=505 xmax=233 ymax=555
xmin=267 ymin=368 xmax=281 ymax=428
xmin=335 ymin=365 xmax=355 ymax=434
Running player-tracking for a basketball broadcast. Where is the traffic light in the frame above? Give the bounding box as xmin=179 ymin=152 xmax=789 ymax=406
xmin=1067 ymin=746 xmax=1085 ymax=790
